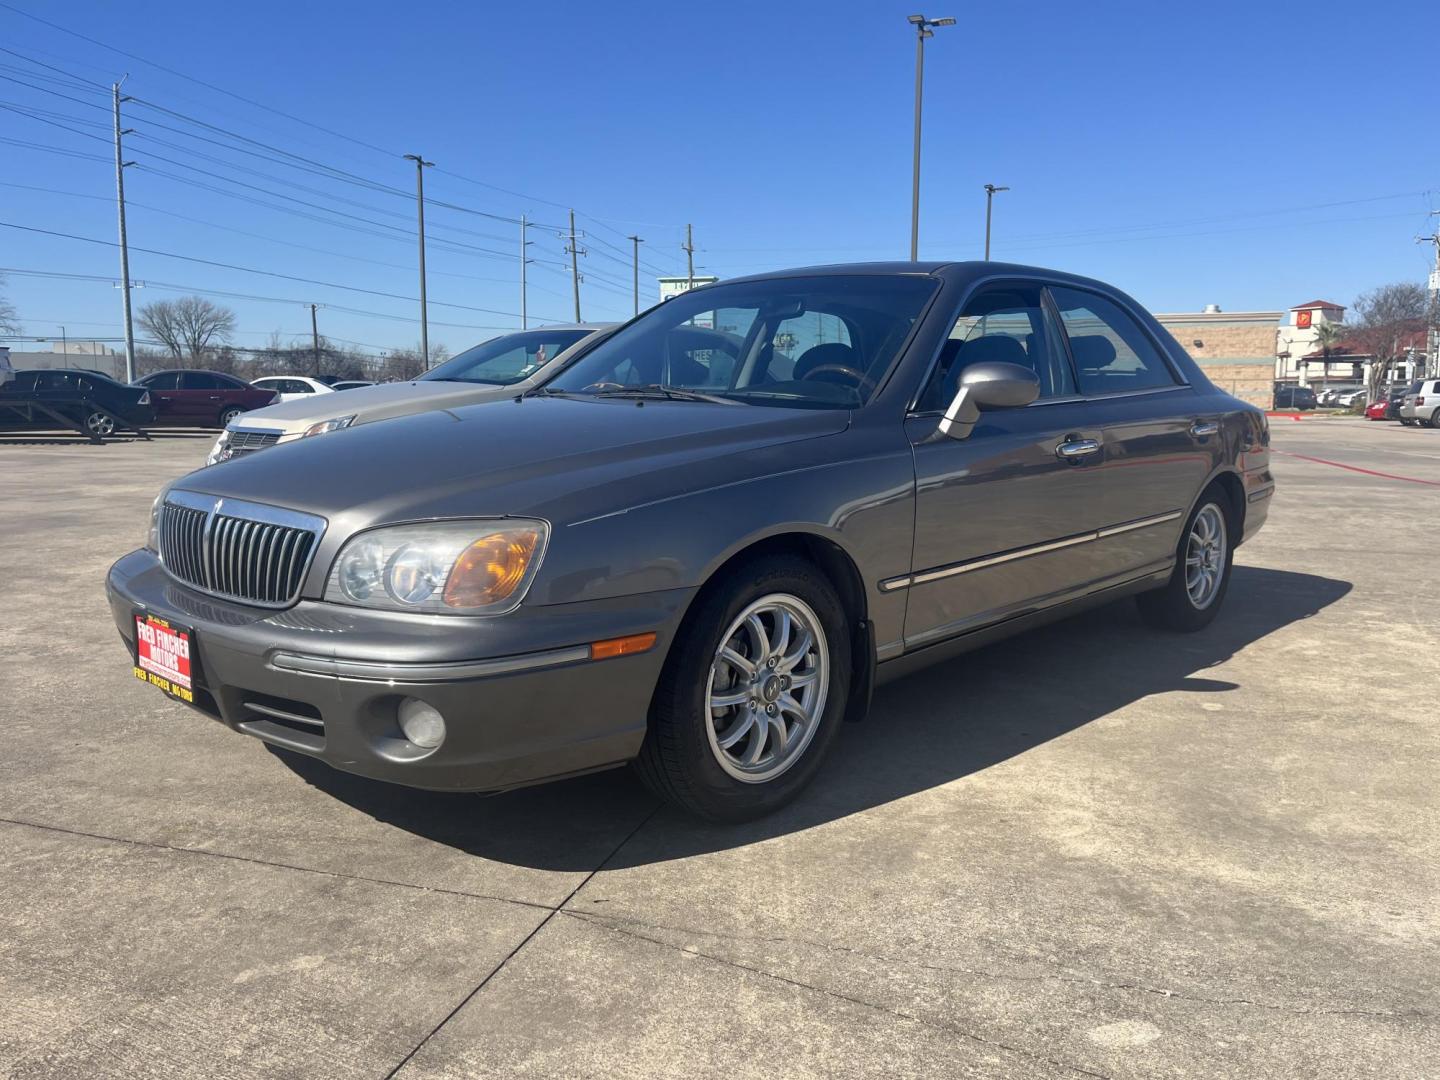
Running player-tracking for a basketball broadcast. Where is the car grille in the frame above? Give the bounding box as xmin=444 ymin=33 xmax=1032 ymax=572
xmin=157 ymin=491 xmax=326 ymax=607
xmin=226 ymin=429 xmax=281 ymax=457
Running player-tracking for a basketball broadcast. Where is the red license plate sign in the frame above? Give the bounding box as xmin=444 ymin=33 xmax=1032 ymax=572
xmin=134 ymin=613 xmax=195 ymax=704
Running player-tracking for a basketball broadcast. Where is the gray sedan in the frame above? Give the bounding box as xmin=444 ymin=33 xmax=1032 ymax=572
xmin=107 ymin=262 xmax=1273 ymax=820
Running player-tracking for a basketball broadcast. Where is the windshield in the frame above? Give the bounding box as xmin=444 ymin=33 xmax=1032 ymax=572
xmin=543 ymin=275 xmax=938 ymax=408
xmin=421 ymin=328 xmax=591 ymax=385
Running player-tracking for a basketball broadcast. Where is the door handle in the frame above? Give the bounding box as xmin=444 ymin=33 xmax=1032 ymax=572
xmin=1190 ymin=420 xmax=1220 ymax=437
xmin=1056 ymin=437 xmax=1101 ymax=460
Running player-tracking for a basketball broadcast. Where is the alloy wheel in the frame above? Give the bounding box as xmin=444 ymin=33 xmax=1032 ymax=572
xmin=706 ymin=593 xmax=829 ymax=784
xmin=1185 ymin=504 xmax=1227 ymax=610
xmin=86 ymin=411 xmax=115 ymax=437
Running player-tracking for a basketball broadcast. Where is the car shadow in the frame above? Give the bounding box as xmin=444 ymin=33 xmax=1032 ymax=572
xmin=269 ymin=566 xmax=1350 ymax=870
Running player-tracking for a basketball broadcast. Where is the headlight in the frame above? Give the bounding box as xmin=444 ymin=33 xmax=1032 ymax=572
xmin=205 ymin=431 xmax=231 ymax=466
xmin=302 ymin=415 xmax=357 ymax=438
xmin=323 ymin=519 xmax=549 ymax=615
xmin=145 ymin=493 xmax=162 ymax=551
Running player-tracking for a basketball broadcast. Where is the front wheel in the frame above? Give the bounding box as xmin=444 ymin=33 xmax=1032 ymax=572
xmin=1136 ymin=494 xmax=1234 ymax=632
xmin=218 ymin=406 xmax=244 ymax=428
xmin=634 ymin=556 xmax=851 ymax=821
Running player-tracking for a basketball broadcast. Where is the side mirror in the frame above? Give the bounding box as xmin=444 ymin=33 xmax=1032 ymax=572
xmin=937 ymin=361 xmax=1040 ymax=440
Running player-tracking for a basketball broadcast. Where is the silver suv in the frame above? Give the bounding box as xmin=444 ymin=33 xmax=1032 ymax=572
xmin=1399 ymin=378 xmax=1440 ymax=428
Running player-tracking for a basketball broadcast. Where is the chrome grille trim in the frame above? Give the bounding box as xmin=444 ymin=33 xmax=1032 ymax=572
xmin=227 ymin=428 xmax=282 ymax=453
xmin=156 ymin=490 xmax=326 ymax=608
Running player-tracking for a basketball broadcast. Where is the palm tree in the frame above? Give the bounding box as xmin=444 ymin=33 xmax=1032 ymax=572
xmin=1311 ymin=321 xmax=1343 ymax=396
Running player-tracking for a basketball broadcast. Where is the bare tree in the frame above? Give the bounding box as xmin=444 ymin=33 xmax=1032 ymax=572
xmin=1348 ymin=282 xmax=1427 ymax=393
xmin=0 ymin=273 xmax=20 ymax=335
xmin=138 ymin=296 xmax=236 ymax=365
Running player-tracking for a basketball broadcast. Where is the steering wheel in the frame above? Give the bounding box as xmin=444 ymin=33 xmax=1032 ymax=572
xmin=799 ymin=363 xmax=875 ymax=395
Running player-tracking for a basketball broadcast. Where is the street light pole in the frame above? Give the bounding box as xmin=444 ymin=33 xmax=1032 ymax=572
xmin=983 ymin=183 xmax=1009 ymax=260
xmin=628 ymin=234 xmax=643 ymax=316
xmin=908 ymin=14 xmax=954 ymax=262
xmin=403 ymin=153 xmax=434 ymax=365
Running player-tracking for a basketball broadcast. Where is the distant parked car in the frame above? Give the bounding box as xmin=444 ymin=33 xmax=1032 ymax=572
xmin=1384 ymin=385 xmax=1409 ymax=419
xmin=1399 ymin=378 xmax=1440 ymax=428
xmin=330 ymin=380 xmax=374 ymax=391
xmin=134 ymin=370 xmax=279 ymax=429
xmin=206 ymin=324 xmax=610 ymax=464
xmin=1336 ymin=388 xmax=1368 ymax=409
xmin=248 ymin=375 xmax=337 ymax=403
xmin=1273 ymin=385 xmax=1316 ymax=410
xmin=1 ymin=368 xmax=155 ymax=436
xmin=1364 ymin=398 xmax=1391 ymax=420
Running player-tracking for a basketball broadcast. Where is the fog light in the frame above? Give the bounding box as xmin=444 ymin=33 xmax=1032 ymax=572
xmin=397 ymin=697 xmax=446 ymax=749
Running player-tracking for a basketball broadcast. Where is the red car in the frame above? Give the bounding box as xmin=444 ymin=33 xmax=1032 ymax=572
xmin=1365 ymin=399 xmax=1391 ymax=421
xmin=134 ymin=370 xmax=278 ymax=429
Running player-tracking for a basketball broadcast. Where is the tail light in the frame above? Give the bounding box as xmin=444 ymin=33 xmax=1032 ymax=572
xmin=1418 ymin=397 xmax=1426 ymax=406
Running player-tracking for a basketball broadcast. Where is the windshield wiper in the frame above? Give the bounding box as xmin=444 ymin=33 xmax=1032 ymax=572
xmin=521 ymin=386 xmax=574 ymax=398
xmin=587 ymin=383 xmax=737 ymax=404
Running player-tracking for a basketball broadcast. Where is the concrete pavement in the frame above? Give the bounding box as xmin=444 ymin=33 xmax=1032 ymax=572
xmin=1 ymin=418 xmax=1435 ymax=1078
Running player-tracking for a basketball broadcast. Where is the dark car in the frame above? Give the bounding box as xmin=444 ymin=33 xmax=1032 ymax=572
xmin=134 ymin=369 xmax=278 ymax=429
xmin=108 ymin=261 xmax=1272 ymax=821
xmin=0 ymin=368 xmax=155 ymax=437
xmin=1273 ymin=385 xmax=1316 ymax=410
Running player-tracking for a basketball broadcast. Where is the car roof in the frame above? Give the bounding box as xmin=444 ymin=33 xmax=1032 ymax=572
xmin=703 ymin=260 xmax=1140 ymax=296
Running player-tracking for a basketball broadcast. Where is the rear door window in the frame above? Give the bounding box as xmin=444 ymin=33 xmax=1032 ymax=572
xmin=142 ymin=372 xmax=181 ymax=390
xmin=1050 ymin=287 xmax=1178 ymax=395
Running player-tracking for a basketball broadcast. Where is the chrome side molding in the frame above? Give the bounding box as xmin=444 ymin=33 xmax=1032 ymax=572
xmin=880 ymin=509 xmax=1183 ymax=593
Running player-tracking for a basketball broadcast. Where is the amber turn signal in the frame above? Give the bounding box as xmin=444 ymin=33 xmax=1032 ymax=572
xmin=589 ymin=632 xmax=657 ymax=661
xmin=442 ymin=528 xmax=542 ymax=609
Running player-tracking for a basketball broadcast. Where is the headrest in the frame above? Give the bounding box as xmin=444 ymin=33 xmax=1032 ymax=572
xmin=956 ymin=335 xmax=1027 ymax=367
xmin=1068 ymin=334 xmax=1116 ymax=369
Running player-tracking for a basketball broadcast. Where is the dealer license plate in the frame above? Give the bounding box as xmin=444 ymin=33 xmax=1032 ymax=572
xmin=133 ymin=612 xmax=197 ymax=705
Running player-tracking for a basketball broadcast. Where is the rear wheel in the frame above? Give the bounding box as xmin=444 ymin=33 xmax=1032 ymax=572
xmin=218 ymin=406 xmax=244 ymax=428
xmin=1136 ymin=492 xmax=1234 ymax=632
xmin=634 ymin=556 xmax=851 ymax=821
xmin=1429 ymin=409 xmax=1440 ymax=429
xmin=84 ymin=411 xmax=115 ymax=437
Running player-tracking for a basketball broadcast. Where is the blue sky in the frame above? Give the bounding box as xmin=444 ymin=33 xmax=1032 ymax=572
xmin=2 ymin=0 xmax=1436 ymax=359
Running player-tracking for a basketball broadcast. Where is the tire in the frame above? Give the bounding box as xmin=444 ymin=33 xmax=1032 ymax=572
xmin=1136 ymin=489 xmax=1235 ymax=633
xmin=84 ymin=411 xmax=115 ymax=437
xmin=633 ymin=555 xmax=851 ymax=822
xmin=1430 ymin=409 xmax=1440 ymax=429
xmin=218 ymin=406 xmax=244 ymax=428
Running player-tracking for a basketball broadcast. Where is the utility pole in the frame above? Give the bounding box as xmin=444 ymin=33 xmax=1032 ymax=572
xmin=310 ymin=303 xmax=320 ymax=377
xmin=58 ymin=325 xmax=66 ymax=358
xmin=565 ymin=209 xmax=584 ymax=323
xmin=627 ymin=235 xmax=643 ymax=315
xmin=983 ymin=183 xmax=1009 ymax=260
xmin=404 ymin=153 xmax=434 ymax=364
xmin=112 ymin=79 xmax=137 ymax=383
xmin=1421 ymin=214 xmax=1440 ymax=378
xmin=907 ymin=15 xmax=954 ymax=262
xmin=683 ymin=223 xmax=695 ymax=289
xmin=519 ymin=215 xmax=530 ymax=329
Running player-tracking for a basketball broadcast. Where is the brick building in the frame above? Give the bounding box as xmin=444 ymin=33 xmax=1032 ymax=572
xmin=1153 ymin=308 xmax=1279 ymax=408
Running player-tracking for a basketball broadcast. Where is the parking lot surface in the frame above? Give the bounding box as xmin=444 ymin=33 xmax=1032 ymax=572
xmin=2 ymin=419 xmax=1436 ymax=1079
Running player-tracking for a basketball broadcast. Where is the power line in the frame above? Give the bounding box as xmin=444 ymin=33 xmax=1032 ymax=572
xmin=0 ymin=222 xmax=566 ymax=321
xmin=0 ymin=267 xmax=538 ymax=333
xmin=0 ymin=181 xmax=523 ymax=284
xmin=0 ymin=0 xmax=397 ymax=157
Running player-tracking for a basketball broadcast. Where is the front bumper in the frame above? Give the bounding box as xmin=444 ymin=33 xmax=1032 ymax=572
xmin=107 ymin=549 xmax=689 ymax=792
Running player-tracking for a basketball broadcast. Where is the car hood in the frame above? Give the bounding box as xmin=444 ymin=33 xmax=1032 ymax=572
xmin=231 ymin=378 xmax=512 ymax=434
xmin=186 ymin=396 xmax=851 ymax=534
